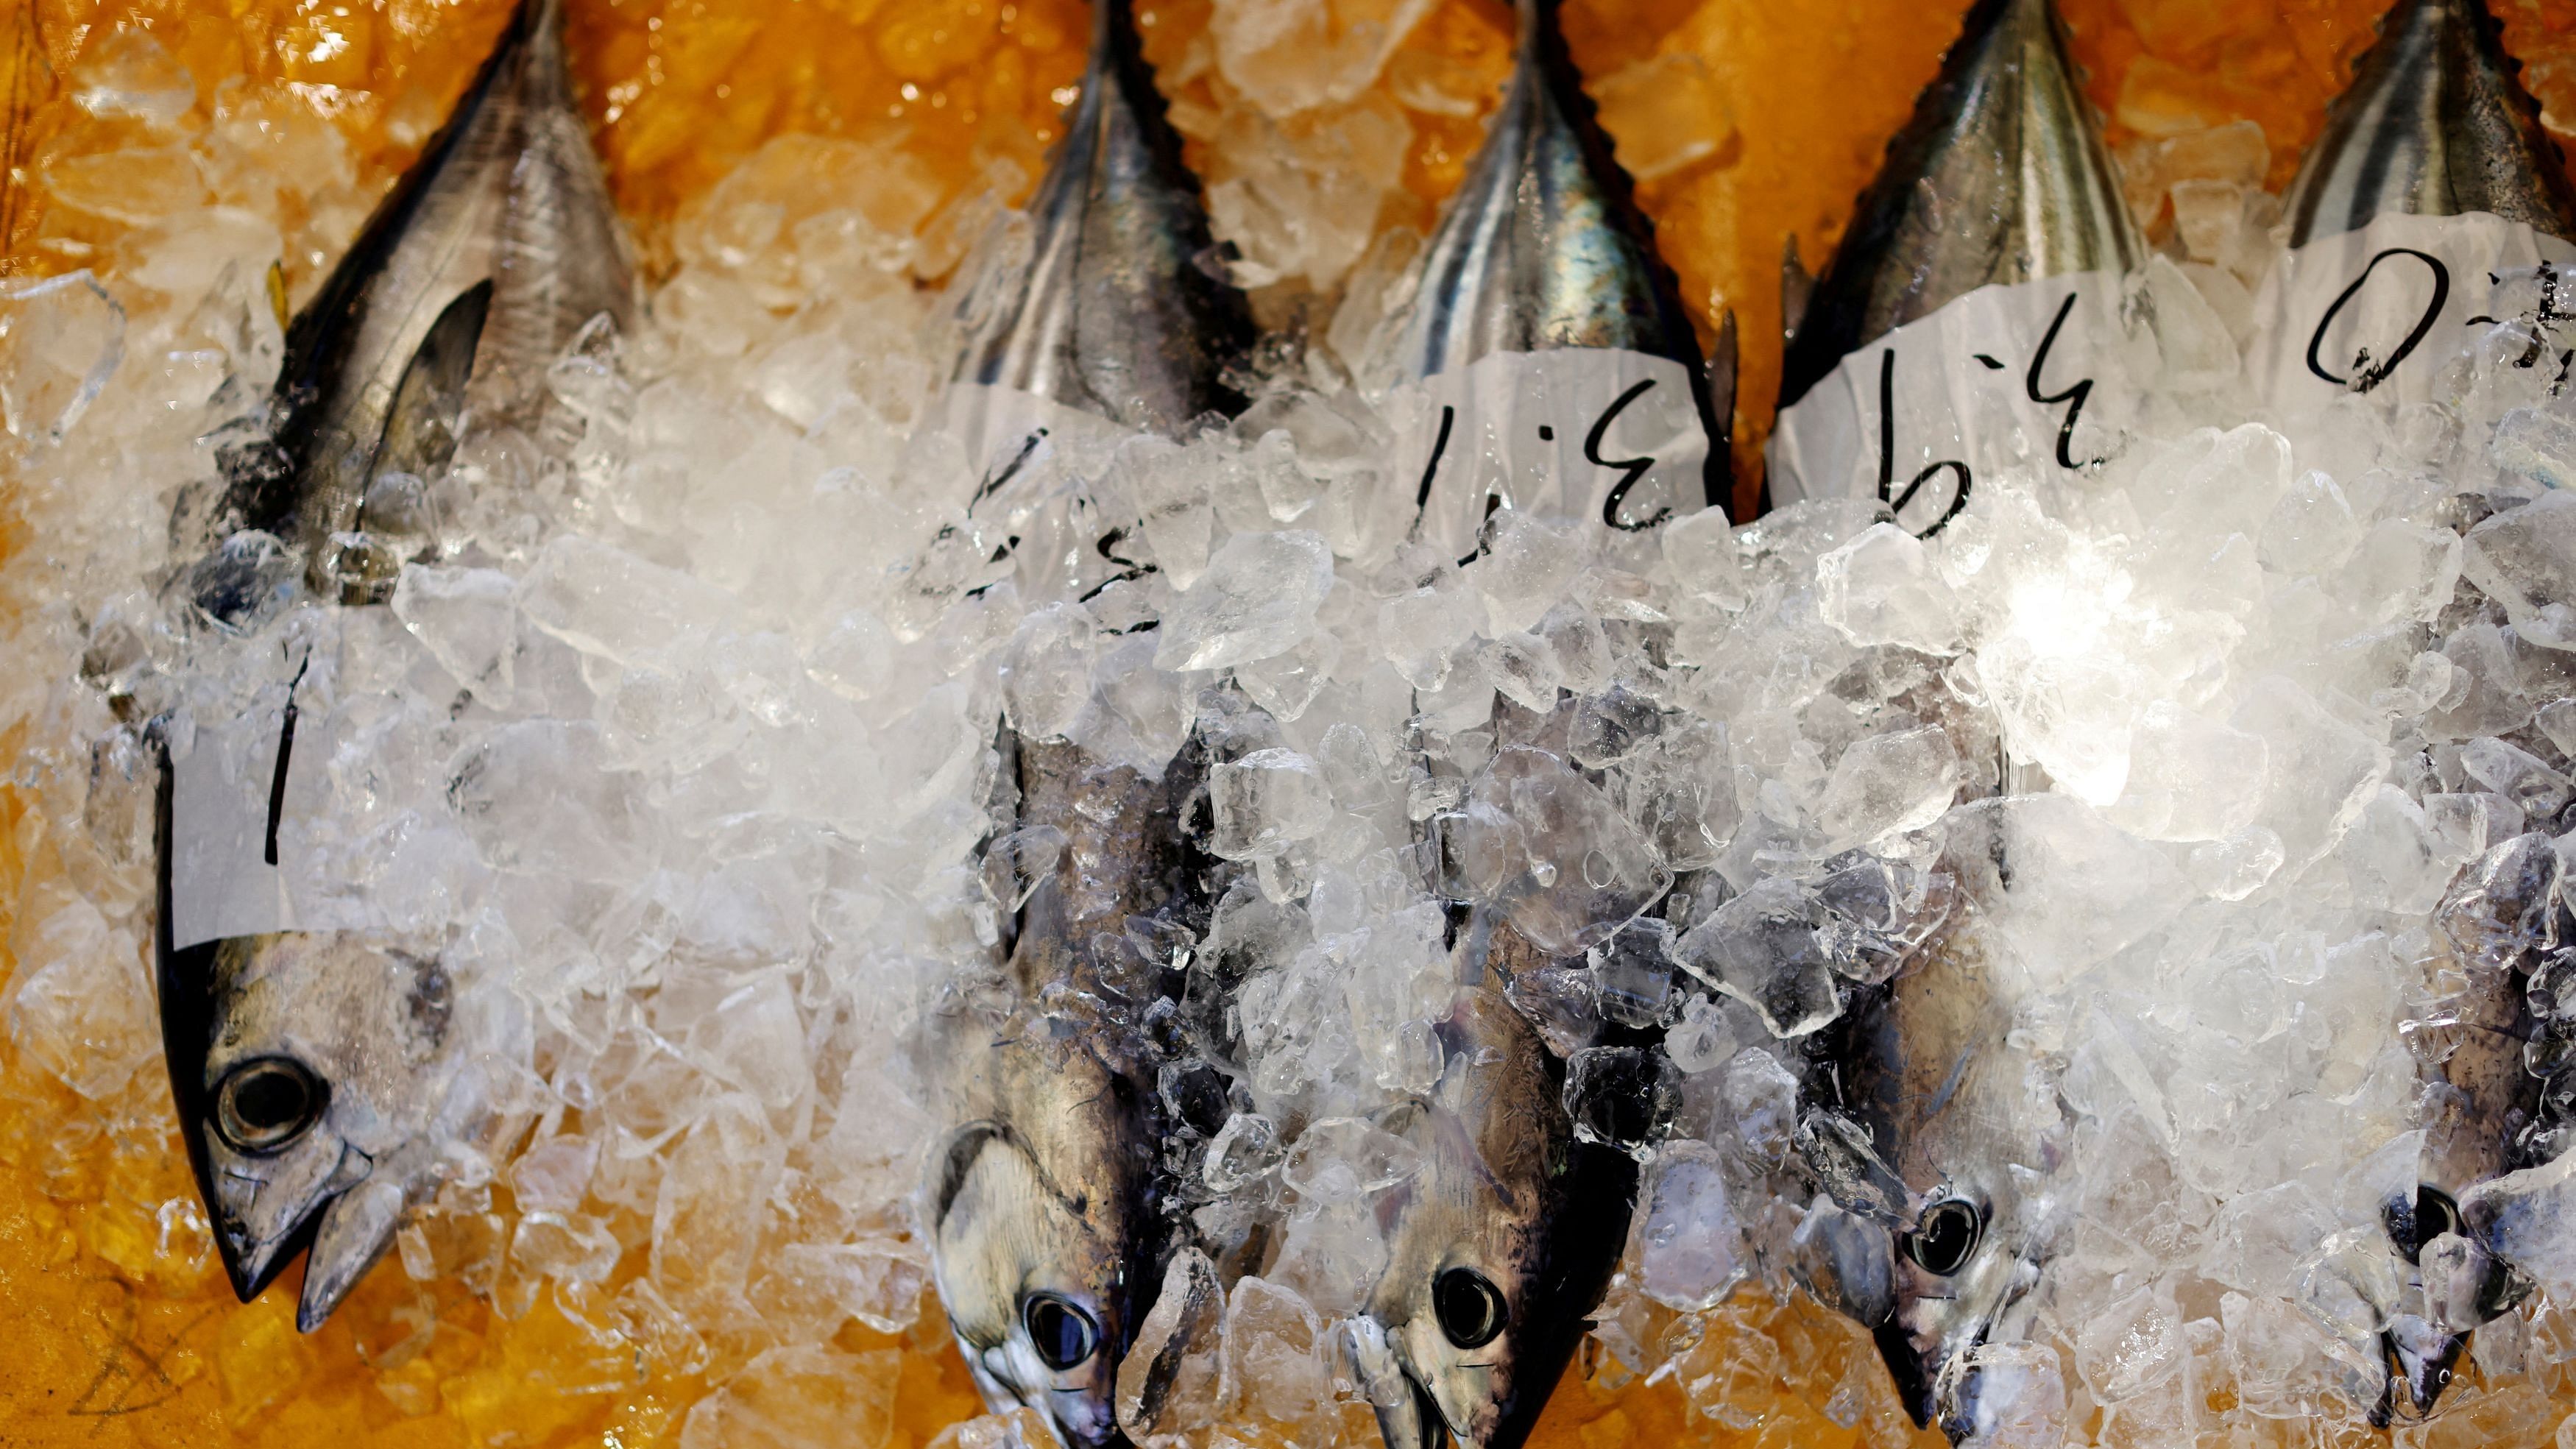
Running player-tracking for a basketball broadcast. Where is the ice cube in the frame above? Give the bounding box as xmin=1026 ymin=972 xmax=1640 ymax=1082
xmin=1816 ymin=523 xmax=1961 ymax=653
xmin=1210 ymin=748 xmax=1334 ymax=861
xmin=1723 ymin=1046 xmax=1800 ymax=1161
xmin=1950 ymin=1342 xmax=2067 ymax=1449
xmin=1674 ymin=877 xmax=1841 ymax=1038
xmin=393 ymin=565 xmax=519 ymax=706
xmin=1661 ymin=505 xmax=1749 ymax=609
xmin=1156 ymin=530 xmax=1335 ymax=672
xmin=2491 ymin=407 xmax=2576 ymax=492
xmin=1815 ymin=726 xmax=1960 ymax=851
xmin=1562 ymin=1045 xmax=1679 ymax=1159
xmin=2465 ymin=492 xmax=2576 ymax=653
xmin=2076 ymin=1283 xmax=2182 ymax=1401
xmin=1477 ymin=509 xmax=1586 ymax=635
xmin=677 ymin=1345 xmax=899 ymax=1449
xmin=1636 ymin=1141 xmax=1744 ymax=1311
xmin=0 ymin=272 xmax=127 ymax=446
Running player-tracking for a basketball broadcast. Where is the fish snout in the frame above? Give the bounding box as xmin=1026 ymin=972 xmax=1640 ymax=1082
xmin=2380 ymin=1312 xmax=2465 ymax=1421
xmin=1347 ymin=1317 xmax=1450 ymax=1449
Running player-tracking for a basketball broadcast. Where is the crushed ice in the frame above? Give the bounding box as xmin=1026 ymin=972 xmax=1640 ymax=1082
xmin=14 ymin=32 xmax=2576 ymax=1448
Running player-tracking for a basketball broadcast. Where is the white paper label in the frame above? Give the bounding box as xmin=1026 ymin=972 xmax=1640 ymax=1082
xmin=166 ymin=623 xmax=382 ymax=952
xmin=1766 ymin=271 xmax=2134 ymax=536
xmin=1381 ymin=347 xmax=1711 ymax=561
xmin=2246 ymin=210 xmax=2576 ymax=411
xmin=167 ymin=690 xmax=300 ymax=950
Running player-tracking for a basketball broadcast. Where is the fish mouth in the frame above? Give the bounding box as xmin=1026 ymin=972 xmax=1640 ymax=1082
xmin=2376 ymin=1317 xmax=2465 ymax=1425
xmin=1874 ymin=1317 xmax=1942 ymax=1430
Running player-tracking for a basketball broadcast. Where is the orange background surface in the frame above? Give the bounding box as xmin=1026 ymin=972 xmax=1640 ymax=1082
xmin=1 ymin=0 xmax=2573 ymax=1444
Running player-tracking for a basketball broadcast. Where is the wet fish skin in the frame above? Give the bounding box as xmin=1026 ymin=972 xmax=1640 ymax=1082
xmin=1776 ymin=0 xmax=2139 ymax=414
xmin=1355 ymin=986 xmax=1639 ymax=1449
xmin=947 ymin=0 xmax=1251 ymax=436
xmin=158 ymin=0 xmax=634 ymax=1332
xmin=1805 ymin=910 xmax=2053 ymax=1437
xmin=2379 ymin=831 xmax=2563 ymax=1418
xmin=2283 ymin=0 xmax=2576 ymax=249
xmin=925 ymin=729 xmax=1220 ymax=1449
xmin=1376 ymin=0 xmax=1730 ymax=509
xmin=210 ymin=0 xmax=634 ymax=612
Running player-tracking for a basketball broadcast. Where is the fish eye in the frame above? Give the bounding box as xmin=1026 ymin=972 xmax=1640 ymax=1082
xmin=1908 ymin=1198 xmax=1981 ymax=1277
xmin=1433 ymin=1266 xmax=1508 ymax=1350
xmin=213 ymin=1057 xmax=326 ymax=1155
xmin=1022 ymin=1292 xmax=1100 ymax=1372
xmin=2383 ymin=1185 xmax=2464 ymax=1264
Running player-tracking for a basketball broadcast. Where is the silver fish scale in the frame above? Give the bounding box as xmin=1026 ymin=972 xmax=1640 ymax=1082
xmin=2284 ymin=0 xmax=2576 ymax=247
xmin=1777 ymin=0 xmax=2138 ymax=413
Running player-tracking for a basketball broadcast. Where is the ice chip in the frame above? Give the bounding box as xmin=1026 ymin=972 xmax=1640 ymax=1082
xmin=2230 ymin=676 xmax=2390 ymax=868
xmin=1664 ymin=993 xmax=1738 ymax=1074
xmin=2462 ymin=1147 xmax=2576 ymax=1304
xmin=1568 ymin=682 xmax=1664 ymax=769
xmin=2491 ymin=406 xmax=2576 ymax=492
xmin=1723 ymin=1046 xmax=1800 ymax=1162
xmin=2437 ymin=832 xmax=2562 ymax=974
xmin=1662 ymin=505 xmax=1748 ymax=608
xmin=1281 ymin=1117 xmax=1422 ymax=1205
xmin=0 ymin=271 xmax=126 ymax=445
xmin=1001 ymin=603 xmax=1097 ymax=742
xmin=1117 ymin=1249 xmax=1225 ymax=1439
xmin=1443 ymin=746 xmax=1671 ymax=957
xmin=1674 ymin=878 xmax=1841 ymax=1038
xmin=1816 ymin=726 xmax=1960 ymax=851
xmin=2338 ymin=786 xmax=2466 ymax=915
xmin=678 ymin=1345 xmax=899 ymax=1449
xmin=2341 ymin=518 xmax=2463 ymax=626
xmin=2106 ymin=701 xmax=2269 ymax=843
xmin=2465 ymin=492 xmax=2576 ymax=653
xmin=1816 ymin=523 xmax=1961 ymax=653
xmin=184 ymin=528 xmax=301 ymax=632
xmin=1562 ymin=1045 xmax=1679 ymax=1160
xmin=1637 ymin=1142 xmax=1744 ymax=1311
xmin=1156 ymin=530 xmax=1334 ymax=671
xmin=2076 ymin=1284 xmax=2182 ymax=1402
xmin=394 ymin=565 xmax=519 ymax=706
xmin=1476 ymin=508 xmax=1586 ymax=634
xmin=1949 ymin=1341 xmax=2068 ymax=1448
xmin=1210 ymin=748 xmax=1334 ymax=861
xmin=520 ymin=535 xmax=741 ymax=665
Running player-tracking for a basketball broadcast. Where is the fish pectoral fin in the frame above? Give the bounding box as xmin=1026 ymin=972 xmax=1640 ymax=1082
xmin=1707 ymin=308 xmax=1738 ymax=453
xmin=299 ymin=1178 xmax=407 ymax=1332
xmin=369 ymin=278 xmax=494 ymax=489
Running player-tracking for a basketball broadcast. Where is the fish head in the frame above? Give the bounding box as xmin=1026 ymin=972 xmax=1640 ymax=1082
xmin=1878 ymin=1188 xmax=2041 ymax=1439
xmin=174 ymin=931 xmax=461 ymax=1330
xmin=1359 ymin=990 xmax=1635 ymax=1449
xmin=925 ymin=1032 xmax=1154 ymax=1449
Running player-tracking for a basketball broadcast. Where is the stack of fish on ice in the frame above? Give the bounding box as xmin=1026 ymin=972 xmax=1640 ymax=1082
xmin=74 ymin=0 xmax=2576 ymax=1442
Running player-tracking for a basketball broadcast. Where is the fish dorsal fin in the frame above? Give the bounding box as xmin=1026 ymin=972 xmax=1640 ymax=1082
xmin=1374 ymin=0 xmax=1703 ymax=383
xmin=1778 ymin=0 xmax=2140 ymax=411
xmin=369 ymin=278 xmax=493 ymax=489
xmin=1708 ymin=308 xmax=1739 ymax=451
xmin=1780 ymin=235 xmax=1814 ymax=348
xmin=948 ymin=0 xmax=1250 ymax=436
xmin=2284 ymin=0 xmax=2576 ymax=246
